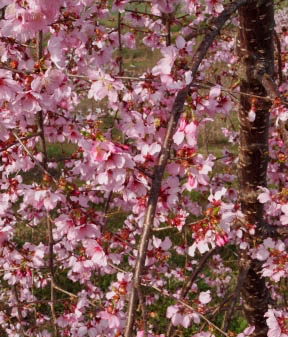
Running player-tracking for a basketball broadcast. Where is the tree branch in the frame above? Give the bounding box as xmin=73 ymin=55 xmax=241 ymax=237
xmin=145 ymin=283 xmax=229 ymax=337
xmin=273 ymin=30 xmax=283 ymax=85
xmin=137 ymin=287 xmax=148 ymax=337
xmin=167 ymin=249 xmax=216 ymax=337
xmin=12 ymin=132 xmax=58 ymax=184
xmin=223 ymin=264 xmax=250 ymax=331
xmin=124 ymin=1 xmax=256 ymax=335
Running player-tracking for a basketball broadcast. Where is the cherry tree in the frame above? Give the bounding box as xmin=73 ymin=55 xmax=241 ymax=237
xmin=0 ymin=1 xmax=287 ymax=337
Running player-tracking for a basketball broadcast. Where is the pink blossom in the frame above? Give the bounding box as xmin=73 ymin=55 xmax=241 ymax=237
xmin=188 ymin=240 xmax=210 ymax=256
xmin=0 ymin=69 xmax=21 ymax=103
xmin=123 ymin=32 xmax=136 ymax=49
xmin=199 ymin=290 xmax=211 ymax=304
xmin=152 ymin=236 xmax=172 ymax=250
xmin=208 ymin=187 xmax=227 ymax=203
xmin=152 ymin=46 xmax=178 ymax=76
xmin=192 ymin=332 xmax=215 ymax=337
xmin=248 ymin=108 xmax=256 ymax=122
xmin=237 ymin=326 xmax=255 ymax=337
xmin=215 ymin=233 xmax=228 ymax=247
xmin=47 ymin=33 xmax=66 ymax=69
xmin=2 ymin=0 xmax=63 ymax=40
xmin=99 ymin=310 xmax=121 ymax=329
xmin=88 ymin=70 xmax=124 ymax=103
xmin=112 ymin=0 xmax=128 ymax=12
xmin=280 ymin=204 xmax=288 ymax=225
xmin=83 ymin=239 xmax=107 ymax=267
xmin=166 ymin=304 xmax=183 ymax=326
xmin=173 ymin=118 xmax=198 ymax=147
xmin=258 ymin=187 xmax=272 ymax=203
xmin=134 ymin=142 xmax=161 ymax=164
xmin=0 ymin=0 xmax=10 ymax=7
xmin=205 ymin=0 xmax=224 ymax=14
xmin=182 ymin=0 xmax=200 ymax=14
xmin=265 ymin=309 xmax=288 ymax=337
xmin=90 ymin=142 xmax=107 ymax=162
xmin=184 ymin=154 xmax=215 ymax=191
xmin=143 ymin=32 xmax=161 ymax=49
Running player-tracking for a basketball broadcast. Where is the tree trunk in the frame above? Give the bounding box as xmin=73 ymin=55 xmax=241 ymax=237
xmin=238 ymin=1 xmax=274 ymax=336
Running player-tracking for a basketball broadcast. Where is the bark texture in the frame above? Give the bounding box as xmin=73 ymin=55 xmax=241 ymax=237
xmin=238 ymin=1 xmax=274 ymax=336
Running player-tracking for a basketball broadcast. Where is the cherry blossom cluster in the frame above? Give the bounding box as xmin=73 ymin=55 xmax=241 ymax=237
xmin=0 ymin=0 xmax=287 ymax=337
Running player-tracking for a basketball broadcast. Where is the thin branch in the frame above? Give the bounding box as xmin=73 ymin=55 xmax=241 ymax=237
xmin=124 ymin=8 xmax=162 ymax=19
xmin=0 ymin=132 xmax=40 ymax=153
xmin=137 ymin=287 xmax=148 ymax=337
xmin=104 ymin=191 xmax=113 ymax=215
xmin=118 ymin=13 xmax=124 ymax=74
xmin=108 ymin=261 xmax=128 ymax=274
xmin=53 ymin=284 xmax=99 ymax=308
xmin=223 ymin=266 xmax=249 ymax=331
xmin=193 ymin=80 xmax=274 ymax=102
xmin=0 ymin=61 xmax=32 ymax=75
xmin=146 ymin=284 xmax=229 ymax=337
xmin=67 ymin=73 xmax=161 ymax=83
xmin=136 ymin=165 xmax=154 ymax=179
xmin=182 ymin=249 xmax=216 ymax=299
xmin=47 ymin=214 xmax=58 ymax=337
xmin=200 ymin=294 xmax=234 ymax=332
xmin=167 ymin=249 xmax=216 ymax=337
xmin=165 ymin=13 xmax=172 ymax=46
xmin=274 ymin=30 xmax=283 ymax=85
xmin=255 ymin=71 xmax=288 ymax=153
xmin=12 ymin=131 xmax=58 ymax=184
xmin=152 ymin=226 xmax=177 ymax=232
xmin=114 ymin=76 xmax=161 ymax=83
xmin=12 ymin=285 xmax=29 ymax=337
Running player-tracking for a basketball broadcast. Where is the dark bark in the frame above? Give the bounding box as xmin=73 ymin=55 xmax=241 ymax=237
xmin=238 ymin=1 xmax=275 ymax=336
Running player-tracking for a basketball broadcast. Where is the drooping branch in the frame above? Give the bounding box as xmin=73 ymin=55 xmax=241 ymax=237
xmin=223 ymin=264 xmax=250 ymax=331
xmin=0 ymin=132 xmax=40 ymax=153
xmin=12 ymin=132 xmax=57 ymax=184
xmin=137 ymin=287 xmax=148 ymax=337
xmin=12 ymin=285 xmax=29 ymax=337
xmin=124 ymin=1 xmax=258 ymax=336
xmin=47 ymin=213 xmax=57 ymax=336
xmin=255 ymin=71 xmax=288 ymax=150
xmin=144 ymin=283 xmax=229 ymax=337
xmin=167 ymin=249 xmax=216 ymax=337
xmin=274 ymin=30 xmax=283 ymax=85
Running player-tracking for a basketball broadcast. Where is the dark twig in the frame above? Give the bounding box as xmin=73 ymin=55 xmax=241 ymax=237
xmin=118 ymin=13 xmax=123 ymax=74
xmin=0 ymin=132 xmax=40 ymax=153
xmin=145 ymin=284 xmax=229 ymax=337
xmin=137 ymin=287 xmax=148 ymax=337
xmin=223 ymin=266 xmax=249 ymax=331
xmin=255 ymin=72 xmax=288 ymax=153
xmin=167 ymin=249 xmax=216 ymax=337
xmin=12 ymin=132 xmax=58 ymax=184
xmin=274 ymin=30 xmax=283 ymax=85
xmin=12 ymin=285 xmax=28 ymax=337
